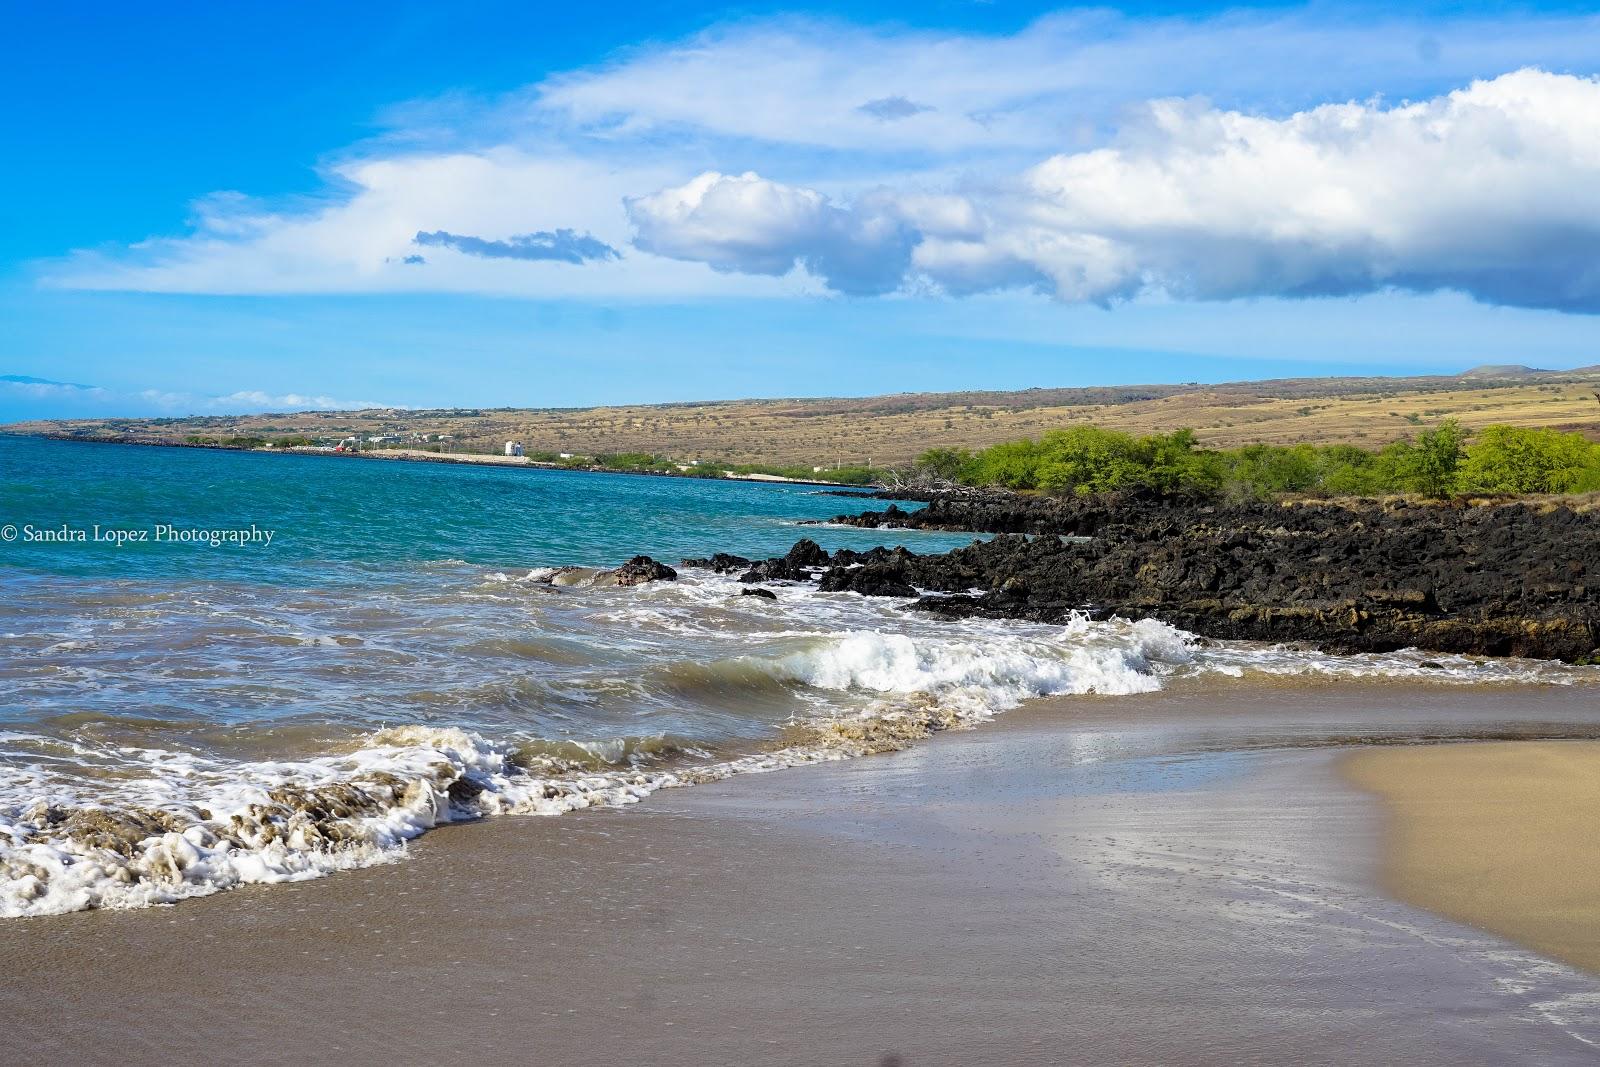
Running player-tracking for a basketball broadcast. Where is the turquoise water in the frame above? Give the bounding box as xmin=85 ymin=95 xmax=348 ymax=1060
xmin=0 ymin=435 xmax=977 ymax=584
xmin=1 ymin=434 xmax=1590 ymax=918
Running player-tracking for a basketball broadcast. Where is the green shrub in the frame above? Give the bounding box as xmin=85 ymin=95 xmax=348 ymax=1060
xmin=1457 ymin=426 xmax=1600 ymax=494
xmin=920 ymin=419 xmax=1598 ymax=500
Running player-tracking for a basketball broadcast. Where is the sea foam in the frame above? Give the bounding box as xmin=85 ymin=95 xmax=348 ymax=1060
xmin=2 ymin=569 xmax=1594 ymax=919
xmin=0 ymin=605 xmax=1194 ymax=918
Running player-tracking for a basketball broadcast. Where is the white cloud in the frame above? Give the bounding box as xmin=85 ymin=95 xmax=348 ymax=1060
xmin=34 ymin=10 xmax=1600 ymax=313
xmin=0 ymin=377 xmax=394 ymax=421
xmin=632 ymin=70 xmax=1600 ymax=311
xmin=535 ymin=10 xmax=1600 ymax=156
xmin=626 ymin=172 xmax=916 ymax=295
xmin=0 ymin=375 xmax=107 ymax=400
xmin=51 ymin=153 xmax=800 ymax=299
xmin=141 ymin=389 xmax=399 ymax=413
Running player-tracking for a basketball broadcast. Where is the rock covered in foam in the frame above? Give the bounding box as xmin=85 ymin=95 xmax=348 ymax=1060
xmin=604 ymin=556 xmax=678 ymax=587
xmin=735 ymin=539 xmax=832 ymax=584
xmin=680 ymin=552 xmax=752 ymax=574
xmin=534 ymin=557 xmax=678 ymax=588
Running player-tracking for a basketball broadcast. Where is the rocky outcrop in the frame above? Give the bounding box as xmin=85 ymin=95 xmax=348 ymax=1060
xmin=692 ymin=493 xmax=1600 ymax=663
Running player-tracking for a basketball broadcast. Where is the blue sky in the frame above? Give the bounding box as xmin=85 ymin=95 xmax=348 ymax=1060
xmin=4 ymin=1 xmax=1599 ymax=421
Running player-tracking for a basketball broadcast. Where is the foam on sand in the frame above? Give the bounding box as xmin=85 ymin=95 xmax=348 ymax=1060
xmin=2 ymin=568 xmax=1595 ymax=920
xmin=0 ymin=616 xmax=1198 ymax=918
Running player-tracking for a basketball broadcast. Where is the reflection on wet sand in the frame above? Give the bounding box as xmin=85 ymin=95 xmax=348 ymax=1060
xmin=5 ymin=683 xmax=1599 ymax=1065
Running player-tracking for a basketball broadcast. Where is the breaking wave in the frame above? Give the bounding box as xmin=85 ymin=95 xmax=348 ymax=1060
xmin=2 ymin=567 xmax=1595 ymax=919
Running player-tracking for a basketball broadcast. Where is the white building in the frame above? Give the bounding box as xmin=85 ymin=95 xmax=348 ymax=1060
xmin=505 ymin=441 xmax=524 ymax=457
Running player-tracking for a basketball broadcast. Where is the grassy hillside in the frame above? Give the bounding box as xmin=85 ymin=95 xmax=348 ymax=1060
xmin=7 ymin=366 xmax=1599 ymax=468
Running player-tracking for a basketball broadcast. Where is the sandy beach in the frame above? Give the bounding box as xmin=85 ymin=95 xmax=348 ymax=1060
xmin=4 ymin=681 xmax=1600 ymax=1065
xmin=1346 ymin=740 xmax=1600 ymax=976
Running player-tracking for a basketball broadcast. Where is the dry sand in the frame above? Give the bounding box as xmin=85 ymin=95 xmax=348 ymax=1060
xmin=1345 ymin=740 xmax=1600 ymax=976
xmin=5 ymin=683 xmax=1600 ymax=1065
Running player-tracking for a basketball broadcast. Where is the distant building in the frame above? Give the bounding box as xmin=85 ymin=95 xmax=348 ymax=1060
xmin=558 ymin=452 xmax=574 ymax=459
xmin=505 ymin=441 xmax=524 ymax=457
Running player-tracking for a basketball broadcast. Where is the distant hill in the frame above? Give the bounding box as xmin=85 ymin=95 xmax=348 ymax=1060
xmin=1459 ymin=363 xmax=1600 ymax=378
xmin=6 ymin=367 xmax=1600 ymax=468
xmin=1461 ymin=364 xmax=1554 ymax=378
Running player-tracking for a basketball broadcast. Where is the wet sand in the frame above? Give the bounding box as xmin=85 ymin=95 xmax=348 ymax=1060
xmin=5 ymin=683 xmax=1600 ymax=1065
xmin=1346 ymin=740 xmax=1600 ymax=976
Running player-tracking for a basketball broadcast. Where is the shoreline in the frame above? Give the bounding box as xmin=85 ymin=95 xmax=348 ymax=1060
xmin=5 ymin=681 xmax=1599 ymax=1063
xmin=0 ymin=431 xmax=875 ymax=490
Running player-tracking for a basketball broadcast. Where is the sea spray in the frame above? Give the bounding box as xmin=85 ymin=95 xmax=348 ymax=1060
xmin=0 ymin=611 xmax=1200 ymax=917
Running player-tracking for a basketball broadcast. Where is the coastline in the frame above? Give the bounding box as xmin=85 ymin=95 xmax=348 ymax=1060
xmin=0 ymin=432 xmax=871 ymax=490
xmin=5 ymin=681 xmax=1600 ymax=1064
xmin=780 ymin=490 xmax=1600 ymax=662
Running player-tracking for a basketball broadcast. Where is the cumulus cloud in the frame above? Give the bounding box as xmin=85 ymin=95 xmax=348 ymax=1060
xmin=626 ymin=172 xmax=916 ymax=295
xmin=47 ymin=153 xmax=790 ymax=299
xmin=627 ymin=71 xmax=1600 ymax=311
xmin=34 ymin=10 xmax=1600 ymax=313
xmin=413 ymin=228 xmax=619 ymax=263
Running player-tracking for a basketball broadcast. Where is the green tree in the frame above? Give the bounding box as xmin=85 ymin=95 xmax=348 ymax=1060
xmin=915 ymin=447 xmax=975 ymax=482
xmin=1034 ymin=427 xmax=1145 ymax=495
xmin=1315 ymin=444 xmax=1382 ymax=495
xmin=1220 ymin=444 xmax=1320 ymax=497
xmin=1399 ymin=418 xmax=1465 ymax=497
xmin=969 ymin=439 xmax=1045 ymax=489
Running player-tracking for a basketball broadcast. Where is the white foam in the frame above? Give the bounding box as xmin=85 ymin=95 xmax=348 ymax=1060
xmin=0 ymin=701 xmax=1002 ymax=918
xmin=0 ymin=726 xmax=670 ymax=918
xmin=4 ymin=564 xmax=1595 ymax=920
xmin=768 ymin=624 xmax=1172 ymax=704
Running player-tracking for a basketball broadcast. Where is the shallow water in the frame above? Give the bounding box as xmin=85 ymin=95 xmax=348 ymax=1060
xmin=2 ymin=434 xmax=1597 ymax=917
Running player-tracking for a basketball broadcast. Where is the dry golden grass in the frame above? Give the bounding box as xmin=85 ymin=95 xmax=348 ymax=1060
xmin=10 ymin=369 xmax=1600 ymax=468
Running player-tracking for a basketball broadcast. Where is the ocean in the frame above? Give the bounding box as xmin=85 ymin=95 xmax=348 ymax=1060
xmin=1 ymin=434 xmax=1593 ymax=918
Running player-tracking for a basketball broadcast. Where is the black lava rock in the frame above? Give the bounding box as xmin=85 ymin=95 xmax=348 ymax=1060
xmin=706 ymin=490 xmax=1600 ymax=662
xmin=609 ymin=556 xmax=678 ymax=586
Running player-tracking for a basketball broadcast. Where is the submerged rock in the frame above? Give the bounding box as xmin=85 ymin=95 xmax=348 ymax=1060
xmin=736 ymin=539 xmax=833 ymax=584
xmin=539 ymin=557 xmax=678 ymax=588
xmin=681 ymin=552 xmax=752 ymax=574
xmin=542 ymin=566 xmax=600 ymax=587
xmin=603 ymin=556 xmax=678 ymax=587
